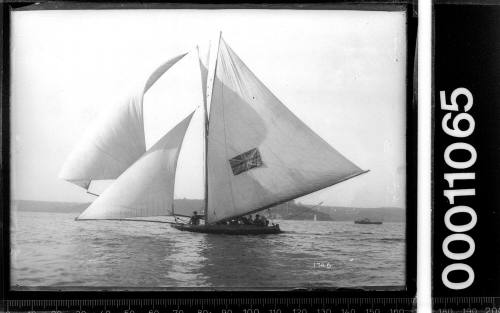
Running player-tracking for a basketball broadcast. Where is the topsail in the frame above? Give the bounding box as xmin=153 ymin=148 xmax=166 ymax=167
xmin=58 ymin=53 xmax=187 ymax=189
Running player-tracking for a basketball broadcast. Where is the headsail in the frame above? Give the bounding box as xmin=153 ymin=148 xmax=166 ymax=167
xmin=59 ymin=53 xmax=187 ymax=189
xmin=206 ymin=38 xmax=366 ymax=223
xmin=77 ymin=112 xmax=194 ymax=220
xmin=197 ymin=44 xmax=211 ymax=114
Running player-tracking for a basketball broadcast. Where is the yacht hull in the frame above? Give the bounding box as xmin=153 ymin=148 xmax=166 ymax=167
xmin=171 ymin=223 xmax=281 ymax=235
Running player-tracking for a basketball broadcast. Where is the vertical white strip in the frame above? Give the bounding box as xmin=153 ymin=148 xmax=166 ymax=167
xmin=418 ymin=0 xmax=432 ymax=312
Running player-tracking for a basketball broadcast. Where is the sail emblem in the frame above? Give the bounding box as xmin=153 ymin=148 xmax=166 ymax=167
xmin=229 ymin=148 xmax=263 ymax=175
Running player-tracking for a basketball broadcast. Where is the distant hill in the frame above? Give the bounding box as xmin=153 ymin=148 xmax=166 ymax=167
xmin=12 ymin=200 xmax=89 ymax=213
xmin=11 ymin=199 xmax=204 ymax=215
xmin=267 ymin=202 xmax=333 ymax=221
xmin=312 ymin=204 xmax=405 ymax=222
xmin=12 ymin=199 xmax=404 ymax=222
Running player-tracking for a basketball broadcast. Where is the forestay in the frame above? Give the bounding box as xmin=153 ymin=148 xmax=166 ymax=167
xmin=206 ymin=38 xmax=366 ymax=223
xmin=77 ymin=112 xmax=194 ymax=220
xmin=59 ymin=53 xmax=187 ymax=189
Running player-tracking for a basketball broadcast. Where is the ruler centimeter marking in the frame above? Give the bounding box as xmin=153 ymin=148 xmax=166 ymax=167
xmin=0 ymin=297 xmax=419 ymax=313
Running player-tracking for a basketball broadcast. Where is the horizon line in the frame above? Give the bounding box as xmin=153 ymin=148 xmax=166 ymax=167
xmin=11 ymin=198 xmax=405 ymax=210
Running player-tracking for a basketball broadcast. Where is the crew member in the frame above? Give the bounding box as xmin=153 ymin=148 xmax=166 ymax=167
xmin=241 ymin=216 xmax=251 ymax=225
xmin=254 ymin=214 xmax=264 ymax=226
xmin=262 ymin=215 xmax=269 ymax=226
xmin=190 ymin=211 xmax=201 ymax=225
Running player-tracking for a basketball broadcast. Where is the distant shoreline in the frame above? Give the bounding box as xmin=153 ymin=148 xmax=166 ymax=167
xmin=12 ymin=199 xmax=405 ymax=222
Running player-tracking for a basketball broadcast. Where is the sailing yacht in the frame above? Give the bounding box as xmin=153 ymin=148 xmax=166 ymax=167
xmin=59 ymin=34 xmax=368 ymax=235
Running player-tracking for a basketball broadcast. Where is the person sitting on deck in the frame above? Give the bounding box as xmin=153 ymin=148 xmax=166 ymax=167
xmin=254 ymin=214 xmax=265 ymax=226
xmin=240 ymin=216 xmax=252 ymax=225
xmin=261 ymin=215 xmax=270 ymax=226
xmin=247 ymin=215 xmax=254 ymax=225
xmin=190 ymin=211 xmax=201 ymax=225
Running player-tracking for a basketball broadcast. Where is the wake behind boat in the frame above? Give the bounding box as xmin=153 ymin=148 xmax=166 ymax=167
xmin=59 ymin=32 xmax=368 ymax=235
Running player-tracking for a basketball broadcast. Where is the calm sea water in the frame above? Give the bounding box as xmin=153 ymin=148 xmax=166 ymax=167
xmin=11 ymin=211 xmax=405 ymax=289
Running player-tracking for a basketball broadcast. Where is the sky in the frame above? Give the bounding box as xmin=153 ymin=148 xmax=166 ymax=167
xmin=10 ymin=9 xmax=407 ymax=208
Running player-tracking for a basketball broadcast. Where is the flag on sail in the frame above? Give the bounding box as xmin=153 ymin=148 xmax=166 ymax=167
xmin=229 ymin=148 xmax=263 ymax=175
xmin=77 ymin=112 xmax=194 ymax=220
xmin=59 ymin=53 xmax=187 ymax=189
xmin=206 ymin=38 xmax=366 ymax=223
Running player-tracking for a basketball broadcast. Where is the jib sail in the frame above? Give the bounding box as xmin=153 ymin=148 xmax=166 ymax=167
xmin=77 ymin=112 xmax=194 ymax=220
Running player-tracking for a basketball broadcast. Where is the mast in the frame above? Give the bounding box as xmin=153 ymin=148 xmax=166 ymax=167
xmin=203 ymin=32 xmax=222 ymax=223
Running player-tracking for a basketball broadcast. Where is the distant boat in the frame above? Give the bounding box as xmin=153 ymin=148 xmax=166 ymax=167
xmin=354 ymin=218 xmax=383 ymax=225
xmin=59 ymin=33 xmax=368 ymax=235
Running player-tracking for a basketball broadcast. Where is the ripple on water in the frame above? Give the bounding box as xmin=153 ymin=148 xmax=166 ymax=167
xmin=11 ymin=212 xmax=405 ymax=289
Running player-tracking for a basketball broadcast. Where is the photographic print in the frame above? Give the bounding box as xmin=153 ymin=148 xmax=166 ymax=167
xmin=9 ymin=7 xmax=408 ymax=290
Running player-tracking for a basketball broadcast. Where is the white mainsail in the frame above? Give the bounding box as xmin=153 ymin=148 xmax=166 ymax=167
xmin=59 ymin=53 xmax=187 ymax=189
xmin=77 ymin=112 xmax=194 ymax=220
xmin=206 ymin=38 xmax=366 ymax=223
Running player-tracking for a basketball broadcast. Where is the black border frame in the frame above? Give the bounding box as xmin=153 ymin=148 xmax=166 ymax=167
xmin=0 ymin=0 xmax=417 ymax=304
xmin=432 ymin=0 xmax=500 ymax=301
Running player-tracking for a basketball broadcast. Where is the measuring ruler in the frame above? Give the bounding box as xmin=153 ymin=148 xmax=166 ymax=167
xmin=433 ymin=297 xmax=500 ymax=312
xmin=1 ymin=298 xmax=416 ymax=313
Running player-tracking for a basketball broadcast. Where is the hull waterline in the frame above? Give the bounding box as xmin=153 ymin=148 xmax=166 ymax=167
xmin=171 ymin=223 xmax=282 ymax=235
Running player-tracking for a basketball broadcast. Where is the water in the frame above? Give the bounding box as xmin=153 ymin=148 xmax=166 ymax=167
xmin=11 ymin=211 xmax=405 ymax=289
